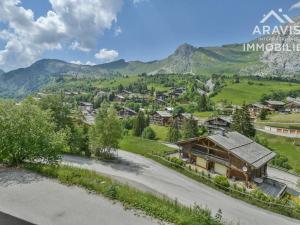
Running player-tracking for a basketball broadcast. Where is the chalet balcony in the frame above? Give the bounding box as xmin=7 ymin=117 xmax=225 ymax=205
xmin=190 ymin=148 xmax=230 ymax=166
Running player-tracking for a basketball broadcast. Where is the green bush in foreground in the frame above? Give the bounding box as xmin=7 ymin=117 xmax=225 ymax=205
xmin=24 ymin=163 xmax=222 ymax=225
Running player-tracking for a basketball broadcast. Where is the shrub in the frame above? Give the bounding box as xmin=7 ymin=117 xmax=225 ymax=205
xmin=142 ymin=127 xmax=156 ymax=140
xmin=214 ymin=176 xmax=230 ymax=190
xmin=271 ymin=154 xmax=293 ymax=170
xmin=169 ymin=157 xmax=185 ymax=167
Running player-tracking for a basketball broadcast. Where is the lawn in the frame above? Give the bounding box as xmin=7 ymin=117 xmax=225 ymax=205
xmin=256 ymin=131 xmax=300 ymax=173
xmin=194 ymin=111 xmax=215 ymax=119
xmin=150 ymin=124 xmax=169 ymax=141
xmin=212 ymin=79 xmax=300 ymax=105
xmin=119 ymin=135 xmax=175 ymax=156
xmin=266 ymin=113 xmax=300 ymax=123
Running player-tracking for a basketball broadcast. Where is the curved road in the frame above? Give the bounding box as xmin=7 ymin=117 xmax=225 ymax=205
xmin=63 ymin=151 xmax=300 ymax=225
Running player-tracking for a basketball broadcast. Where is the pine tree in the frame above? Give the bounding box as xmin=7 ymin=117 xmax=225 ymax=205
xmin=133 ymin=111 xmax=146 ymax=136
xmin=198 ymin=94 xmax=207 ymax=112
xmin=167 ymin=118 xmax=181 ymax=142
xmin=183 ymin=116 xmax=198 ymax=138
xmin=231 ymin=104 xmax=256 ymax=138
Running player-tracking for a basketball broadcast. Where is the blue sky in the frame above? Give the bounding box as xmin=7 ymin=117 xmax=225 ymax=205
xmin=1 ymin=0 xmax=300 ymax=71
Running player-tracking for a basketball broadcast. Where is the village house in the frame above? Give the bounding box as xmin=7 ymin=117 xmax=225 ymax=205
xmin=155 ymin=92 xmax=168 ymax=101
xmin=265 ymin=100 xmax=285 ymax=112
xmin=177 ymin=132 xmax=286 ymax=197
xmin=285 ymin=97 xmax=300 ymax=113
xmin=155 ymin=98 xmax=167 ymax=106
xmin=150 ymin=111 xmax=172 ymax=126
xmin=169 ymin=87 xmax=186 ymax=98
xmin=114 ymin=94 xmax=126 ymax=103
xmin=204 ymin=116 xmax=232 ymax=134
xmin=79 ymin=102 xmax=93 ymax=114
xmin=118 ymin=107 xmax=137 ymax=118
xmin=177 ymin=113 xmax=200 ymax=128
xmin=248 ymin=103 xmax=272 ymax=119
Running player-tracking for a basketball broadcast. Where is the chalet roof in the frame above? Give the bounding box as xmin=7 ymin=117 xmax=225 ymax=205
xmin=250 ymin=103 xmax=266 ymax=109
xmin=181 ymin=113 xmax=200 ymax=121
xmin=116 ymin=95 xmax=125 ymax=99
xmin=122 ymin=107 xmax=137 ymax=114
xmin=209 ymin=132 xmax=276 ymax=168
xmin=265 ymin=100 xmax=285 ymax=106
xmin=206 ymin=116 xmax=232 ymax=124
xmin=79 ymin=102 xmax=93 ymax=106
xmin=156 ymin=111 xmax=172 ymax=118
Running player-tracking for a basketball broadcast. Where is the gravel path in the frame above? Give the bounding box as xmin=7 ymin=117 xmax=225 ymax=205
xmin=0 ymin=168 xmax=162 ymax=225
xmin=63 ymin=151 xmax=300 ymax=225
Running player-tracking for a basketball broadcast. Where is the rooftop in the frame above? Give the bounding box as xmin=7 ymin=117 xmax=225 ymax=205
xmin=209 ymin=132 xmax=276 ymax=168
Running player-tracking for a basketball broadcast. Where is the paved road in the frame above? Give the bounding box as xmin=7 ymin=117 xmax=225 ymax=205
xmin=0 ymin=169 xmax=161 ymax=225
xmin=268 ymin=167 xmax=300 ymax=193
xmin=63 ymin=151 xmax=300 ymax=225
xmin=0 ymin=211 xmax=35 ymax=225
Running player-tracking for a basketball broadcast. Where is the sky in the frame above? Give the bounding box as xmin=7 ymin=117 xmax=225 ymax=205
xmin=1 ymin=0 xmax=300 ymax=71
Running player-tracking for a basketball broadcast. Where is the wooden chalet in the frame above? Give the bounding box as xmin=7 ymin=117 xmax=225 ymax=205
xmin=114 ymin=95 xmax=126 ymax=103
xmin=150 ymin=111 xmax=172 ymax=126
xmin=204 ymin=116 xmax=232 ymax=134
xmin=177 ymin=113 xmax=200 ymax=127
xmin=248 ymin=103 xmax=272 ymax=119
xmin=285 ymin=97 xmax=300 ymax=113
xmin=177 ymin=132 xmax=276 ymax=183
xmin=265 ymin=100 xmax=285 ymax=112
xmin=79 ymin=102 xmax=93 ymax=113
xmin=118 ymin=107 xmax=137 ymax=118
xmin=169 ymin=87 xmax=186 ymax=98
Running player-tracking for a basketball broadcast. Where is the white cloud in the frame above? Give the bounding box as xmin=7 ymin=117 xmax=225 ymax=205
xmin=70 ymin=60 xmax=96 ymax=66
xmin=95 ymin=48 xmax=119 ymax=62
xmin=132 ymin=0 xmax=148 ymax=5
xmin=70 ymin=60 xmax=82 ymax=65
xmin=0 ymin=0 xmax=123 ymax=71
xmin=70 ymin=41 xmax=90 ymax=52
xmin=290 ymin=2 xmax=300 ymax=10
xmin=114 ymin=26 xmax=122 ymax=36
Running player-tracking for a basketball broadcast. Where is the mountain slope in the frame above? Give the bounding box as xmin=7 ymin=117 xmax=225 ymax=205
xmin=0 ymin=59 xmax=113 ymax=98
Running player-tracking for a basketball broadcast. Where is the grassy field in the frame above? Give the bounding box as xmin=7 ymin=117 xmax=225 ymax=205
xmin=194 ymin=111 xmax=215 ymax=119
xmin=212 ymin=79 xmax=300 ymax=105
xmin=119 ymin=135 xmax=175 ymax=156
xmin=150 ymin=124 xmax=169 ymax=141
xmin=265 ymin=113 xmax=300 ymax=123
xmin=256 ymin=131 xmax=300 ymax=173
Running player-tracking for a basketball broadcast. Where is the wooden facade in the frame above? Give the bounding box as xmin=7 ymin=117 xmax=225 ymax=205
xmin=204 ymin=117 xmax=232 ymax=134
xmin=150 ymin=111 xmax=172 ymax=126
xmin=178 ymin=132 xmax=276 ymax=183
xmin=118 ymin=107 xmax=137 ymax=118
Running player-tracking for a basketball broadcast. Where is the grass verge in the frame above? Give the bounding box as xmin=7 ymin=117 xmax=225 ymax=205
xmin=256 ymin=131 xmax=300 ymax=174
xmin=24 ymin=163 xmax=222 ymax=225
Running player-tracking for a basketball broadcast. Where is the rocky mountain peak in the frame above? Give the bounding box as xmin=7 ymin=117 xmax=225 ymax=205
xmin=174 ymin=43 xmax=197 ymax=57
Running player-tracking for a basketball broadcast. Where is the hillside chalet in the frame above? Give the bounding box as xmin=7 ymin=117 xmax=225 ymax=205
xmin=248 ymin=103 xmax=272 ymax=119
xmin=265 ymin=100 xmax=285 ymax=112
xmin=177 ymin=132 xmax=276 ymax=183
xmin=118 ymin=107 xmax=137 ymax=118
xmin=177 ymin=113 xmax=200 ymax=127
xmin=204 ymin=116 xmax=232 ymax=134
xmin=150 ymin=111 xmax=172 ymax=126
xmin=79 ymin=102 xmax=93 ymax=113
xmin=286 ymin=97 xmax=300 ymax=113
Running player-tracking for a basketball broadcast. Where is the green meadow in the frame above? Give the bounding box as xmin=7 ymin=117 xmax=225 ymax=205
xmin=212 ymin=79 xmax=300 ymax=105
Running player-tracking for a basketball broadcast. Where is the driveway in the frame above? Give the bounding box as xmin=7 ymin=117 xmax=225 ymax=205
xmin=268 ymin=167 xmax=300 ymax=193
xmin=0 ymin=169 xmax=161 ymax=225
xmin=63 ymin=151 xmax=300 ymax=225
